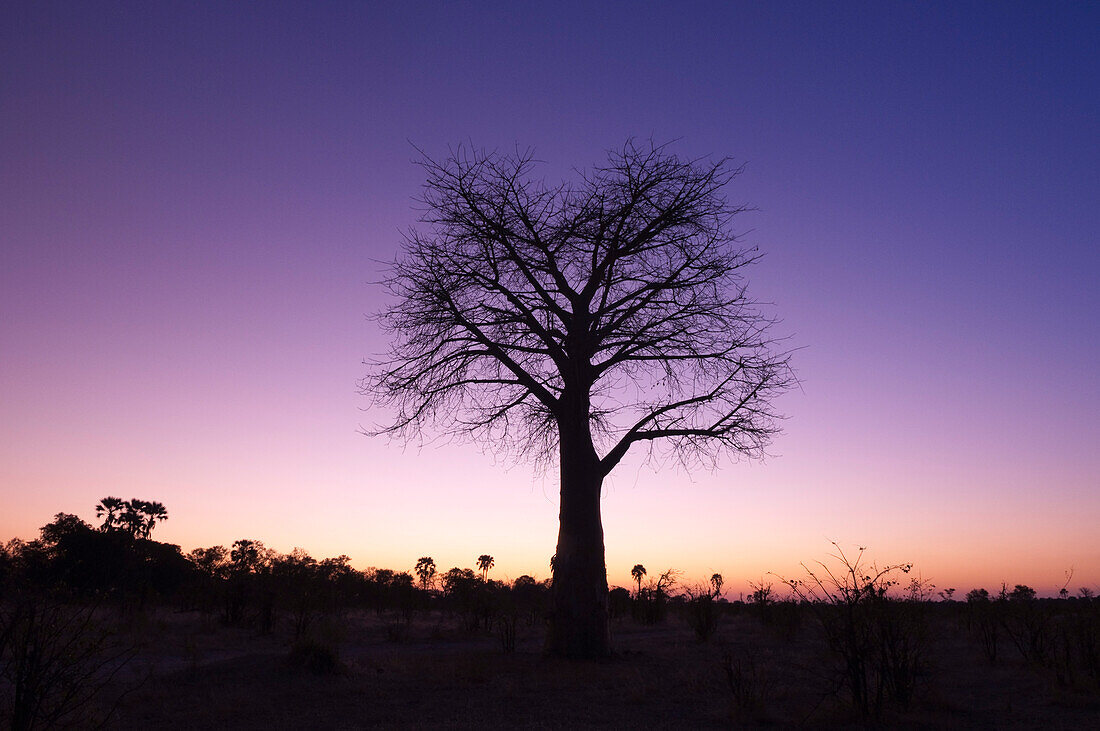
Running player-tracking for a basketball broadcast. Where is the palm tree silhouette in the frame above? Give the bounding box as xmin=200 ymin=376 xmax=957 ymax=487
xmin=95 ymin=496 xmax=124 ymax=531
xmin=415 ymin=556 xmax=437 ymax=590
xmin=631 ymin=564 xmax=647 ymax=597
xmin=119 ymin=499 xmax=145 ymax=538
xmin=140 ymin=500 xmax=168 ymax=538
xmin=231 ymin=539 xmax=263 ymax=572
xmin=108 ymin=498 xmax=169 ymax=539
xmin=477 ymin=554 xmax=494 ymax=582
xmin=710 ymin=572 xmax=724 ymax=598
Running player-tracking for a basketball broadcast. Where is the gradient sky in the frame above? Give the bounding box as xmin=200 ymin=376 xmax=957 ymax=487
xmin=2 ymin=2 xmax=1097 ymax=597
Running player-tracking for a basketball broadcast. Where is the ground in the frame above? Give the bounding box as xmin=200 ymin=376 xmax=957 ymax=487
xmin=89 ymin=606 xmax=1100 ymax=729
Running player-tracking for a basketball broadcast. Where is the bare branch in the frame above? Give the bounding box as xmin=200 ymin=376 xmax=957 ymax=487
xmin=362 ymin=140 xmax=792 ymax=471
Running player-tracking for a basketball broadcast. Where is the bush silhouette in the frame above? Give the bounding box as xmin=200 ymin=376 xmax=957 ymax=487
xmin=784 ymin=544 xmax=928 ymax=718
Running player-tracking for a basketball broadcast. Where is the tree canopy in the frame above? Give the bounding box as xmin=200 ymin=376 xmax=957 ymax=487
xmin=365 ymin=141 xmax=791 ymax=472
xmin=364 ymin=140 xmax=792 ymax=657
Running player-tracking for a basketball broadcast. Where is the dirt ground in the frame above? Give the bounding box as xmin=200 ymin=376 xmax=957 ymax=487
xmin=98 ymin=608 xmax=1100 ymax=729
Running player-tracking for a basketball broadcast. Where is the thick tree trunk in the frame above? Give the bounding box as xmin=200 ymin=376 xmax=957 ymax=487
xmin=546 ymin=418 xmax=611 ymax=658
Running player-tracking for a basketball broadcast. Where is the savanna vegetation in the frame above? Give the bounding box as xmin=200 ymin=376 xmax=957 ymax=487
xmin=2 ymin=501 xmax=1099 ymax=728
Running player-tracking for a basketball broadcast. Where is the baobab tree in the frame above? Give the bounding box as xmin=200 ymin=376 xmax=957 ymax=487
xmin=364 ymin=141 xmax=792 ymax=658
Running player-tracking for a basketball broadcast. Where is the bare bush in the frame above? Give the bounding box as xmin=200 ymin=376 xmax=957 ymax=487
xmin=681 ymin=584 xmax=720 ymax=642
xmin=783 ymin=543 xmax=929 ymax=719
xmin=288 ymin=616 xmax=345 ymax=675
xmin=0 ymin=593 xmax=138 ymax=730
xmin=497 ymin=614 xmax=517 ymax=654
xmin=720 ymin=648 xmax=772 ymax=720
xmin=1001 ymin=585 xmax=1049 ymax=665
xmin=965 ymin=588 xmax=1000 ymax=663
xmin=633 ymin=569 xmax=680 ymax=625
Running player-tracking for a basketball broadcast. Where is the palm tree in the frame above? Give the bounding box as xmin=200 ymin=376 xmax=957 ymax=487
xmin=94 ymin=496 xmax=124 ymax=531
xmin=710 ymin=573 xmax=724 ymax=598
xmin=140 ymin=500 xmax=168 ymax=538
xmin=415 ymin=556 xmax=437 ymax=590
xmin=231 ymin=539 xmax=263 ymax=572
xmin=119 ymin=499 xmax=145 ymax=538
xmin=631 ymin=564 xmax=647 ymax=598
xmin=477 ymin=554 xmax=494 ymax=582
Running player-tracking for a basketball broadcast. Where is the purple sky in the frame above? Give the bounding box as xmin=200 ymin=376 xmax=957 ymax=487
xmin=2 ymin=2 xmax=1097 ymax=595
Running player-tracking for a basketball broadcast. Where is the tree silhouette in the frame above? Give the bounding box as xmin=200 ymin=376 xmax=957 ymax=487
xmin=632 ymin=564 xmax=647 ymax=598
xmin=38 ymin=513 xmax=92 ymax=546
xmin=365 ymin=141 xmax=791 ymax=657
xmin=230 ymin=539 xmax=264 ymax=573
xmin=138 ymin=500 xmax=168 ymax=539
xmin=106 ymin=498 xmax=168 ymax=539
xmin=477 ymin=554 xmax=494 ymax=581
xmin=94 ymin=496 xmax=124 ymax=531
xmin=414 ymin=556 xmax=437 ymax=590
xmin=118 ymin=500 xmax=145 ymax=539
xmin=710 ymin=572 xmax=724 ymax=598
xmin=188 ymin=545 xmax=228 ymax=578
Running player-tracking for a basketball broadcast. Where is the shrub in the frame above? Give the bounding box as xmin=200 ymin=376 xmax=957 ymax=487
xmin=762 ymin=599 xmax=804 ymax=640
xmin=497 ymin=614 xmax=517 ymax=653
xmin=633 ymin=569 xmax=679 ymax=625
xmin=1066 ymin=598 xmax=1100 ymax=687
xmin=288 ymin=617 xmax=344 ymax=674
xmin=965 ymin=588 xmax=1000 ymax=663
xmin=1034 ymin=597 xmax=1100 ymax=691
xmin=384 ymin=621 xmax=409 ymax=643
xmin=288 ymin=637 xmax=342 ymax=674
xmin=608 ymin=587 xmax=631 ymax=620
xmin=784 ymin=543 xmax=929 ymax=719
xmin=682 ymin=584 xmax=720 ymax=642
xmin=0 ymin=592 xmax=138 ymax=729
xmin=720 ymin=647 xmax=771 ymax=719
xmin=1001 ymin=586 xmax=1049 ymax=664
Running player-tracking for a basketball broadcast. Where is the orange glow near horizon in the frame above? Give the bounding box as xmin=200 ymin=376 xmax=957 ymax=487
xmin=4 ymin=429 xmax=1096 ymax=599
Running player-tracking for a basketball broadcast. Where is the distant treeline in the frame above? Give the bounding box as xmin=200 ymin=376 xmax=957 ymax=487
xmin=2 ymin=501 xmax=1099 ymax=727
xmin=3 ymin=501 xmax=1097 ymax=626
xmin=0 ymin=504 xmax=563 ymax=638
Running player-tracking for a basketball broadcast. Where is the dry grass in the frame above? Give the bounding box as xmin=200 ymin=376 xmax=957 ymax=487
xmin=94 ymin=606 xmax=1100 ymax=729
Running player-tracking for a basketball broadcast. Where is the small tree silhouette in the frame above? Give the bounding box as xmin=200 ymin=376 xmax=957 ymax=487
xmin=477 ymin=554 xmax=494 ymax=582
xmin=631 ymin=564 xmax=647 ymax=598
xmin=414 ymin=556 xmax=437 ymax=590
xmin=1009 ymin=584 xmax=1037 ymax=602
xmin=230 ymin=539 xmax=264 ymax=573
xmin=782 ymin=543 xmax=922 ymax=718
xmin=748 ymin=579 xmax=774 ymax=605
xmin=710 ymin=573 xmax=725 ymax=598
xmin=1058 ymin=568 xmax=1073 ymax=599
